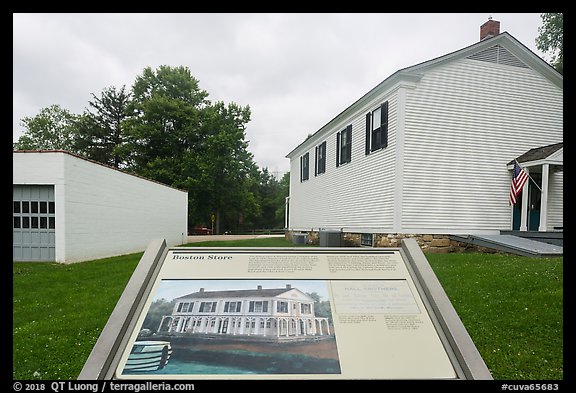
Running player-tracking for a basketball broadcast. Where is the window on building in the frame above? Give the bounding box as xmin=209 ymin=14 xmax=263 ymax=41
xmin=177 ymin=302 xmax=194 ymax=312
xmin=365 ymin=101 xmax=389 ymax=154
xmin=249 ymin=301 xmax=269 ymax=313
xmin=199 ymin=302 xmax=216 ymax=312
xmin=277 ymin=301 xmax=288 ymax=313
xmin=224 ymin=301 xmax=241 ymax=312
xmin=300 ymin=152 xmax=309 ymax=182
xmin=315 ymin=141 xmax=326 ymax=176
xmin=336 ymin=125 xmax=352 ymax=166
xmin=361 ymin=233 xmax=374 ymax=247
xmin=301 ymin=303 xmax=311 ymax=314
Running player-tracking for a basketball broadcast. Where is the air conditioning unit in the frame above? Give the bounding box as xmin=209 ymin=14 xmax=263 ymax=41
xmin=320 ymin=230 xmax=341 ymax=247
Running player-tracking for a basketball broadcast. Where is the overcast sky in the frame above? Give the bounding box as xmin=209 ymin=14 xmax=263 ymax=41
xmin=13 ymin=13 xmax=547 ymax=174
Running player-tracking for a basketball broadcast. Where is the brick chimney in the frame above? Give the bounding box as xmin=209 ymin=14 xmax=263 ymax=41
xmin=480 ymin=17 xmax=500 ymax=41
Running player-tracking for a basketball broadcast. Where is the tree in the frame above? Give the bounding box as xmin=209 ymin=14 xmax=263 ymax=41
xmin=536 ymin=13 xmax=563 ymax=74
xmin=124 ymin=65 xmax=258 ymax=233
xmin=142 ymin=298 xmax=176 ymax=333
xmin=196 ymin=101 xmax=258 ymax=233
xmin=274 ymin=172 xmax=290 ymax=227
xmin=13 ymin=104 xmax=81 ymax=152
xmin=245 ymin=169 xmax=289 ymax=230
xmin=75 ymin=85 xmax=132 ymax=168
xmin=123 ymin=65 xmax=209 ymax=178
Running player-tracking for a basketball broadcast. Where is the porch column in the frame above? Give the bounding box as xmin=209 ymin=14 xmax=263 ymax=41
xmin=520 ymin=167 xmax=530 ymax=231
xmin=539 ymin=164 xmax=549 ymax=231
xmin=158 ymin=316 xmax=169 ymax=332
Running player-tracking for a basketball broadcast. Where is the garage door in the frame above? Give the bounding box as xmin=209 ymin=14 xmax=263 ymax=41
xmin=13 ymin=185 xmax=56 ymax=261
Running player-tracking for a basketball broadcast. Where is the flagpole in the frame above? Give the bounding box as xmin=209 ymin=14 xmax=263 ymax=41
xmin=515 ymin=160 xmax=542 ymax=192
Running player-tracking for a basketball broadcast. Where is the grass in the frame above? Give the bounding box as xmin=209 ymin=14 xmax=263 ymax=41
xmin=426 ymin=253 xmax=563 ymax=380
xmin=12 ymin=238 xmax=563 ymax=380
xmin=12 ymin=253 xmax=141 ymax=380
xmin=183 ymin=237 xmax=306 ymax=248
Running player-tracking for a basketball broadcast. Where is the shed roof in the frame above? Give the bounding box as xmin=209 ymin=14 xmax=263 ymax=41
xmin=508 ymin=142 xmax=563 ymax=165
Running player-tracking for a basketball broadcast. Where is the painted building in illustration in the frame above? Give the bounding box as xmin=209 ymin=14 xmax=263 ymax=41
xmin=159 ymin=284 xmax=331 ymax=339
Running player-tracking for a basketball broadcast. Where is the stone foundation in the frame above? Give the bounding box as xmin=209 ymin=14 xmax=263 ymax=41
xmin=285 ymin=230 xmax=499 ymax=254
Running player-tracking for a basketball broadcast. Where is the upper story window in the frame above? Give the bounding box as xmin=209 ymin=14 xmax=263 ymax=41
xmin=336 ymin=125 xmax=352 ymax=167
xmin=300 ymin=152 xmax=309 ymax=182
xmin=365 ymin=101 xmax=389 ymax=154
xmin=249 ymin=300 xmax=269 ymax=313
xmin=315 ymin=141 xmax=326 ymax=176
xmin=176 ymin=301 xmax=194 ymax=313
xmin=199 ymin=301 xmax=217 ymax=312
xmin=276 ymin=301 xmax=288 ymax=313
xmin=223 ymin=301 xmax=242 ymax=313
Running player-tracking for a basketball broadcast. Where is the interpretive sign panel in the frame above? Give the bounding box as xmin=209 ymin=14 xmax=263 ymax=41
xmin=79 ymin=239 xmax=492 ymax=380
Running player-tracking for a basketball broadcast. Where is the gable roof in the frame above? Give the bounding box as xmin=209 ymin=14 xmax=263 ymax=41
xmin=176 ymin=287 xmax=307 ymax=300
xmin=286 ymin=32 xmax=563 ymax=159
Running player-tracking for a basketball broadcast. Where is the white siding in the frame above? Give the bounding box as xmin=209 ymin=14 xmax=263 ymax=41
xmin=62 ymin=153 xmax=187 ymax=262
xmin=401 ymin=58 xmax=563 ymax=233
xmin=289 ymin=91 xmax=398 ymax=231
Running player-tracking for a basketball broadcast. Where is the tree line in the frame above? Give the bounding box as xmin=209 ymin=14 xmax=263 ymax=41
xmin=13 ymin=65 xmax=289 ymax=234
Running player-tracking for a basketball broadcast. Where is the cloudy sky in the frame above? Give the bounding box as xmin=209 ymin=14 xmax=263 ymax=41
xmin=13 ymin=13 xmax=547 ymax=174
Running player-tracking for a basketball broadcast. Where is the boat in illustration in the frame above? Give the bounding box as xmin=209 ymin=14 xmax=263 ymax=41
xmin=124 ymin=341 xmax=172 ymax=372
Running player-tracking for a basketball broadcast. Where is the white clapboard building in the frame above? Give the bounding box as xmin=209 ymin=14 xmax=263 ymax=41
xmin=159 ymin=284 xmax=331 ymax=339
xmin=285 ymin=19 xmax=563 ymax=242
xmin=13 ymin=150 xmax=188 ymax=263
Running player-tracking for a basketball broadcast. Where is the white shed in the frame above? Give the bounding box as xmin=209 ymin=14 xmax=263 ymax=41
xmin=285 ymin=21 xmax=563 ymax=242
xmin=13 ymin=150 xmax=188 ymax=263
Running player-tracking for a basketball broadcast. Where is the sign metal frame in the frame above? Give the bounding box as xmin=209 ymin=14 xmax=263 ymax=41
xmin=78 ymin=238 xmax=492 ymax=380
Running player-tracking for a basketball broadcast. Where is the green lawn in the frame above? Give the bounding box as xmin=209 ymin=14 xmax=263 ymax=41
xmin=13 ymin=239 xmax=563 ymax=380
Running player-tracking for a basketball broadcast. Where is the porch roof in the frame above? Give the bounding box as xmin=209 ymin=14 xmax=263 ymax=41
xmin=507 ymin=142 xmax=563 ymax=169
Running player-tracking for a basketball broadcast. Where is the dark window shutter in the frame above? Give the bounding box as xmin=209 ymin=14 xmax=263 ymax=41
xmin=381 ymin=101 xmax=389 ymax=148
xmin=346 ymin=124 xmax=352 ymax=163
xmin=318 ymin=141 xmax=326 ymax=174
xmin=322 ymin=141 xmax=326 ymax=173
xmin=336 ymin=132 xmax=340 ymax=167
xmin=299 ymin=156 xmax=303 ymax=182
xmin=314 ymin=146 xmax=318 ymax=176
xmin=365 ymin=113 xmax=371 ymax=155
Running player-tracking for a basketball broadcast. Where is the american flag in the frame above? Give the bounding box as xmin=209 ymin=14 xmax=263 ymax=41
xmin=509 ymin=161 xmax=529 ymax=205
